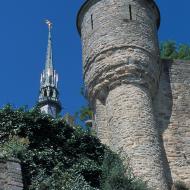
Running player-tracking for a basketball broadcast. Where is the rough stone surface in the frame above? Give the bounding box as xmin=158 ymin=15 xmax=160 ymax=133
xmin=79 ymin=0 xmax=161 ymax=101
xmin=0 ymin=159 xmax=23 ymax=190
xmin=95 ymin=98 xmax=110 ymax=145
xmin=154 ymin=60 xmax=190 ymax=187
xmin=106 ymin=84 xmax=168 ymax=189
xmin=77 ymin=0 xmax=190 ymax=189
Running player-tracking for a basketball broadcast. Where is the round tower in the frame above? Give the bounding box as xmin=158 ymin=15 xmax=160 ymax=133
xmin=77 ymin=0 xmax=169 ymax=189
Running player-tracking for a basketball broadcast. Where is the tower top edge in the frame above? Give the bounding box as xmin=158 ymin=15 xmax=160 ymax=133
xmin=76 ymin=0 xmax=161 ymax=35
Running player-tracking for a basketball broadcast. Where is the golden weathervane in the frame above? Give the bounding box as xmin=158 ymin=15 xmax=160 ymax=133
xmin=45 ymin=19 xmax=52 ymax=30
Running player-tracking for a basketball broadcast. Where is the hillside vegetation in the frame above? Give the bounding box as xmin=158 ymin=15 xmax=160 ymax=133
xmin=0 ymin=105 xmax=148 ymax=190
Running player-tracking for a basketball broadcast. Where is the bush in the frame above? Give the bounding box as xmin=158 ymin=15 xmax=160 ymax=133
xmin=0 ymin=105 xmax=104 ymax=189
xmin=0 ymin=105 xmax=148 ymax=190
xmin=100 ymin=150 xmax=148 ymax=190
xmin=173 ymin=181 xmax=189 ymax=190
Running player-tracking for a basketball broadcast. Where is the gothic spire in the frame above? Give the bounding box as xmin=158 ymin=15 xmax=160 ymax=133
xmin=38 ymin=20 xmax=62 ymax=117
xmin=45 ymin=20 xmax=53 ymax=74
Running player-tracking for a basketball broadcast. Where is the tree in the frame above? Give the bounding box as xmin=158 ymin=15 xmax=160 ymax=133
xmin=75 ymin=86 xmax=94 ymax=132
xmin=0 ymin=105 xmax=104 ymax=189
xmin=160 ymin=41 xmax=190 ymax=60
xmin=0 ymin=105 xmax=149 ymax=190
xmin=178 ymin=44 xmax=190 ymax=60
xmin=160 ymin=41 xmax=178 ymax=59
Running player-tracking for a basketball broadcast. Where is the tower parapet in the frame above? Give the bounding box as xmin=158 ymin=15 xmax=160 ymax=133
xmin=77 ymin=1 xmax=169 ymax=189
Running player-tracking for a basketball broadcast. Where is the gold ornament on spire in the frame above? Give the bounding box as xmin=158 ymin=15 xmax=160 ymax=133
xmin=45 ymin=19 xmax=52 ymax=30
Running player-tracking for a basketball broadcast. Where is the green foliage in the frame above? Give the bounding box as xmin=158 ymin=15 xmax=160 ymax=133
xmin=78 ymin=106 xmax=93 ymax=122
xmin=75 ymin=86 xmax=94 ymax=132
xmin=178 ymin=44 xmax=190 ymax=60
xmin=76 ymin=106 xmax=94 ymax=132
xmin=0 ymin=105 xmax=104 ymax=189
xmin=30 ymin=165 xmax=98 ymax=190
xmin=174 ymin=181 xmax=189 ymax=190
xmin=74 ymin=98 xmax=94 ymax=133
xmin=160 ymin=41 xmax=178 ymax=59
xmin=0 ymin=135 xmax=29 ymax=159
xmin=0 ymin=105 xmax=148 ymax=190
xmin=160 ymin=41 xmax=190 ymax=60
xmin=101 ymin=150 xmax=148 ymax=190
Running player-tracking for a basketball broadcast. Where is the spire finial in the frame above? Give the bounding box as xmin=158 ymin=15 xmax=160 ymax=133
xmin=45 ymin=19 xmax=53 ymax=31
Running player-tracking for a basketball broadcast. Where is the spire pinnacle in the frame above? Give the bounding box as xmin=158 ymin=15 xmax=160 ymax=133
xmin=38 ymin=20 xmax=62 ymax=117
xmin=45 ymin=20 xmax=52 ymax=31
xmin=45 ymin=19 xmax=53 ymax=74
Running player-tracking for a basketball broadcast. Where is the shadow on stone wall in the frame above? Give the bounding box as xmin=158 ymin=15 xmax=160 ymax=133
xmin=154 ymin=59 xmax=174 ymax=188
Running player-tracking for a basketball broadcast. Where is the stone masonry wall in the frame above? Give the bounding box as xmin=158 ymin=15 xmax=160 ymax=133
xmin=106 ymin=84 xmax=168 ymax=189
xmin=77 ymin=0 xmax=170 ymax=189
xmin=95 ymin=98 xmax=110 ymax=145
xmin=154 ymin=60 xmax=190 ymax=187
xmin=0 ymin=159 xmax=23 ymax=190
xmin=78 ymin=0 xmax=161 ymax=101
xmin=77 ymin=0 xmax=190 ymax=189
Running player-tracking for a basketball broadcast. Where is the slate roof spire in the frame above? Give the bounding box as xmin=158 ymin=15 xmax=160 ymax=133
xmin=45 ymin=20 xmax=53 ymax=75
xmin=38 ymin=20 xmax=62 ymax=117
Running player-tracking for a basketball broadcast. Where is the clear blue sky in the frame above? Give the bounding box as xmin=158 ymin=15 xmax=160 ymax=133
xmin=0 ymin=0 xmax=189 ymax=115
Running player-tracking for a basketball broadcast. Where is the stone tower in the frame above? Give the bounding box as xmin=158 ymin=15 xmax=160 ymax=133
xmin=77 ymin=0 xmax=169 ymax=189
xmin=38 ymin=20 xmax=61 ymax=117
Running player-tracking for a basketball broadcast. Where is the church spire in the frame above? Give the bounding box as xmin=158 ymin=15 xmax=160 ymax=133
xmin=45 ymin=20 xmax=53 ymax=74
xmin=38 ymin=20 xmax=62 ymax=117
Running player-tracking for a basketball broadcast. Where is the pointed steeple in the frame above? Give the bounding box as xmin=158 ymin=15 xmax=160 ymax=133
xmin=45 ymin=20 xmax=53 ymax=75
xmin=38 ymin=20 xmax=62 ymax=117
